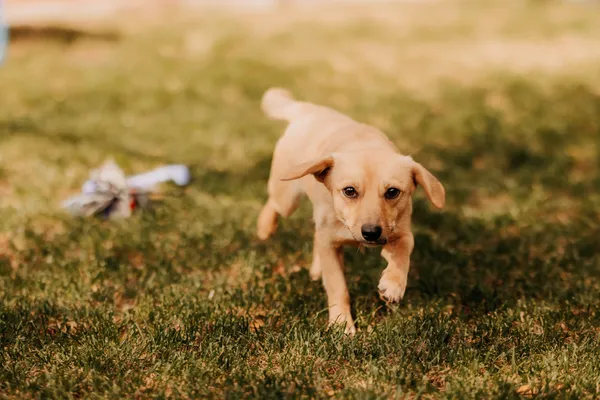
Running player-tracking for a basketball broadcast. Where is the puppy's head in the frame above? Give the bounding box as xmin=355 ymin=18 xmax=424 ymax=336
xmin=282 ymin=151 xmax=445 ymax=245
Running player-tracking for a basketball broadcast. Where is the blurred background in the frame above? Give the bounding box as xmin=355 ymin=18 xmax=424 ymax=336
xmin=3 ymin=0 xmax=600 ymax=213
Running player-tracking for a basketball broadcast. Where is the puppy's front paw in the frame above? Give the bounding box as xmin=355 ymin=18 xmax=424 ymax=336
xmin=378 ymin=269 xmax=407 ymax=303
xmin=328 ymin=316 xmax=356 ymax=336
xmin=344 ymin=323 xmax=357 ymax=336
xmin=328 ymin=310 xmax=356 ymax=336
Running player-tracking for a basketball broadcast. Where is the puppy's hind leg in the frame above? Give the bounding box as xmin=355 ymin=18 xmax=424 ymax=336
xmin=257 ymin=180 xmax=301 ymax=240
xmin=257 ymin=199 xmax=280 ymax=241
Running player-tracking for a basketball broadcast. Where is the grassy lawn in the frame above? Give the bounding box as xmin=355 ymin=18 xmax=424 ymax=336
xmin=1 ymin=1 xmax=600 ymax=398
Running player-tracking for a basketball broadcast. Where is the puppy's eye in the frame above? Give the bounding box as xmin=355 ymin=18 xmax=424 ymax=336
xmin=342 ymin=187 xmax=358 ymax=198
xmin=384 ymin=188 xmax=401 ymax=199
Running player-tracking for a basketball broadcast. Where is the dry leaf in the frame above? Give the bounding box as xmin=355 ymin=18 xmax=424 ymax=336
xmin=517 ymin=384 xmax=537 ymax=397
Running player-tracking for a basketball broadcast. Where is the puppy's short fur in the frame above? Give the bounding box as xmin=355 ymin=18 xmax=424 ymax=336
xmin=257 ymin=88 xmax=445 ymax=334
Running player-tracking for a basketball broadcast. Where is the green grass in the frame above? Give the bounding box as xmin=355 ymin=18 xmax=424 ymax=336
xmin=1 ymin=1 xmax=600 ymax=398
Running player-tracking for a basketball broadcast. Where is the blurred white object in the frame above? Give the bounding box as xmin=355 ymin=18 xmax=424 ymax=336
xmin=127 ymin=165 xmax=191 ymax=189
xmin=63 ymin=160 xmax=131 ymax=218
xmin=63 ymin=160 xmax=191 ymax=219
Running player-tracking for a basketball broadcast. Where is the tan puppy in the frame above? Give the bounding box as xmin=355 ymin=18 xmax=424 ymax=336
xmin=257 ymin=88 xmax=445 ymax=334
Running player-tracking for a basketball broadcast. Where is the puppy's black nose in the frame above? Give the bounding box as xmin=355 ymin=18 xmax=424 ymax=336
xmin=361 ymin=224 xmax=382 ymax=241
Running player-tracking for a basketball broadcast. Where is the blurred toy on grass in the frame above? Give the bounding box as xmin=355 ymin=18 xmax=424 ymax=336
xmin=63 ymin=160 xmax=191 ymax=219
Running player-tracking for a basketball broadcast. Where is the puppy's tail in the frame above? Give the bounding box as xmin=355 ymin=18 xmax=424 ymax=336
xmin=261 ymin=87 xmax=298 ymax=121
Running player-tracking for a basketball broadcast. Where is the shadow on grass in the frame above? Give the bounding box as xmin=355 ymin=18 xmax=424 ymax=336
xmin=341 ymin=199 xmax=600 ymax=320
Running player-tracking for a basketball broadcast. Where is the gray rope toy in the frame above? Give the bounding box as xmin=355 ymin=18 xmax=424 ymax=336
xmin=62 ymin=160 xmax=191 ymax=218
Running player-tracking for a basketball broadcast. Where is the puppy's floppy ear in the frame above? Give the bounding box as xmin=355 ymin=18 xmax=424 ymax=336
xmin=412 ymin=162 xmax=445 ymax=209
xmin=281 ymin=155 xmax=334 ymax=183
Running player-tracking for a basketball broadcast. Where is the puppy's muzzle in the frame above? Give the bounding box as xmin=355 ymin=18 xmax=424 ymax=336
xmin=361 ymin=224 xmax=385 ymax=244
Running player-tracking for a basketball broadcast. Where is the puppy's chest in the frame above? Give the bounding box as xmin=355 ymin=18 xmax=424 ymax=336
xmin=311 ymin=203 xmax=356 ymax=242
xmin=301 ymin=178 xmax=355 ymax=242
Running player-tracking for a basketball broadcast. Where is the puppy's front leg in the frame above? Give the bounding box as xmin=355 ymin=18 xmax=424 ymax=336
xmin=378 ymin=234 xmax=415 ymax=302
xmin=315 ymin=233 xmax=355 ymax=335
xmin=309 ymin=236 xmax=322 ymax=281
